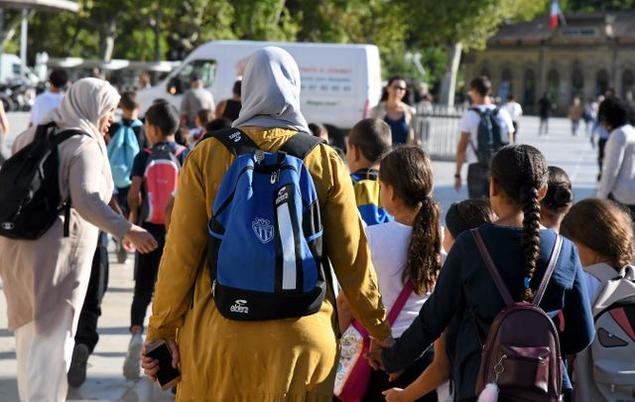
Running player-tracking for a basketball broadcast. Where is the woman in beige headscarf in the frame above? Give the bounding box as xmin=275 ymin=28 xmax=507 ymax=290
xmin=0 ymin=77 xmax=157 ymax=401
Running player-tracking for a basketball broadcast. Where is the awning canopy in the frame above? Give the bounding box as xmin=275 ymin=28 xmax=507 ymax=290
xmin=0 ymin=0 xmax=79 ymax=12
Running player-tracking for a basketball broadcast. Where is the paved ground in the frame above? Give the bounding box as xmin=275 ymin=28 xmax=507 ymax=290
xmin=0 ymin=112 xmax=599 ymax=401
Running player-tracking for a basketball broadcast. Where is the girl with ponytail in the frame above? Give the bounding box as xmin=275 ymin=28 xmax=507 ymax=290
xmin=369 ymin=144 xmax=594 ymax=401
xmin=338 ymin=146 xmax=441 ymax=401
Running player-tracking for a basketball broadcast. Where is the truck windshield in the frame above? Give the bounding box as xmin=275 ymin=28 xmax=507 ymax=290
xmin=167 ymin=59 xmax=217 ymax=95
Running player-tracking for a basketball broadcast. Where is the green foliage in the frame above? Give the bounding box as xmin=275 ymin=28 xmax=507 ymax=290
xmin=232 ymin=0 xmax=298 ymax=41
xmin=394 ymin=0 xmax=545 ymax=51
xmin=567 ymin=0 xmax=635 ymax=11
xmin=2 ymin=0 xmax=624 ymax=95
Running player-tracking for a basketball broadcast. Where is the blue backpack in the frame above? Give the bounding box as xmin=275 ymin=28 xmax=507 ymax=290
xmin=208 ymin=129 xmax=326 ymax=321
xmin=107 ymin=119 xmax=142 ymax=188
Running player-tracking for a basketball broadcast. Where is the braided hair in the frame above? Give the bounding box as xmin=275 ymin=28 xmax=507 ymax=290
xmin=380 ymin=146 xmax=442 ymax=295
xmin=490 ymin=144 xmax=548 ymax=302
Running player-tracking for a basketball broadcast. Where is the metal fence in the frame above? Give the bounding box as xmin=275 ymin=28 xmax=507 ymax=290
xmin=414 ymin=103 xmax=467 ymax=161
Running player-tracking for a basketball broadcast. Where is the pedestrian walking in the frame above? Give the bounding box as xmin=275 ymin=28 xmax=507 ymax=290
xmin=367 ymin=144 xmax=594 ymax=402
xmin=501 ymin=94 xmax=523 ymax=142
xmin=29 ymin=69 xmax=68 ymax=127
xmin=371 ymin=76 xmax=417 ymax=146
xmin=179 ymin=73 xmax=214 ymax=128
xmin=596 ymin=96 xmax=635 ymax=217
xmin=339 ymin=146 xmax=441 ymax=401
xmin=0 ymin=77 xmax=157 ymax=401
xmin=538 ymin=92 xmax=553 ymax=136
xmin=383 ymin=199 xmax=496 ymax=402
xmin=453 ymin=76 xmax=514 ymax=199
xmin=141 ymin=46 xmax=393 ymax=400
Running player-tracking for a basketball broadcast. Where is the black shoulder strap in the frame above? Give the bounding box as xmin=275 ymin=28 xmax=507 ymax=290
xmin=41 ymin=125 xmax=90 ymax=237
xmin=469 ymin=107 xmax=485 ymax=118
xmin=279 ymin=132 xmax=324 ymax=160
xmin=212 ymin=128 xmax=259 ymax=156
xmin=52 ymin=129 xmax=90 ymax=146
xmin=351 ymin=167 xmax=379 ymax=182
xmin=471 ymin=229 xmax=563 ymax=307
xmin=213 ymin=128 xmax=324 ymax=160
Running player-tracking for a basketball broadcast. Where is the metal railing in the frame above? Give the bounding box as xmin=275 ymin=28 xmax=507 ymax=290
xmin=414 ymin=103 xmax=467 ymax=161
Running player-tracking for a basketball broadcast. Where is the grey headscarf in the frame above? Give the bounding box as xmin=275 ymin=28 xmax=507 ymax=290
xmin=232 ymin=46 xmax=310 ymax=133
xmin=43 ymin=77 xmax=121 ymax=139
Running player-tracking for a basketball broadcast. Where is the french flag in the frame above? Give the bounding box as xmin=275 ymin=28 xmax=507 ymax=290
xmin=550 ymin=0 xmax=562 ymax=29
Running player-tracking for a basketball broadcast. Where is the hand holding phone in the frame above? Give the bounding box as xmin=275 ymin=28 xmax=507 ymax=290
xmin=144 ymin=339 xmax=181 ymax=391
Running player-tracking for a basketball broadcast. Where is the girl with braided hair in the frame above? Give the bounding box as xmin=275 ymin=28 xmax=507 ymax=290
xmin=368 ymin=144 xmax=594 ymax=401
xmin=338 ymin=146 xmax=441 ymax=401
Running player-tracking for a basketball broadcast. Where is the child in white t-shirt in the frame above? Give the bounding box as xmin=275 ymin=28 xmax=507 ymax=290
xmin=382 ymin=199 xmax=496 ymax=402
xmin=337 ymin=146 xmax=442 ymax=401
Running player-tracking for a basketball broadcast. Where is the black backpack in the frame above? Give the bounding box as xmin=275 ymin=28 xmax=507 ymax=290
xmin=470 ymin=107 xmax=507 ymax=166
xmin=0 ymin=122 xmax=88 ymax=240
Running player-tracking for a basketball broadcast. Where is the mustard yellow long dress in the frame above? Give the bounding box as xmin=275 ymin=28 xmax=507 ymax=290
xmin=147 ymin=127 xmax=391 ymax=401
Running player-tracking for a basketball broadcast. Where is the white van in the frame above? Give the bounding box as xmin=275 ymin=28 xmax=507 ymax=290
xmin=137 ymin=40 xmax=382 ymax=138
xmin=0 ymin=54 xmax=39 ymax=86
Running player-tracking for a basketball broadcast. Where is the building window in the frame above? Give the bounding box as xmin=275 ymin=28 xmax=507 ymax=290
xmin=596 ymin=69 xmax=609 ymax=96
xmin=547 ymin=69 xmax=559 ymax=100
xmin=523 ymin=69 xmax=536 ymax=106
xmin=498 ymin=68 xmax=513 ymax=101
xmin=572 ymin=68 xmax=584 ymax=99
xmin=480 ymin=67 xmax=491 ymax=80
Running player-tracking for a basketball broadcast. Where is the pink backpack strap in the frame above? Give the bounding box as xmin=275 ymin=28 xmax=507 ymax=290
xmin=350 ymin=280 xmax=413 ymax=338
xmin=387 ymin=280 xmax=414 ymax=324
xmin=174 ymin=144 xmax=187 ymax=156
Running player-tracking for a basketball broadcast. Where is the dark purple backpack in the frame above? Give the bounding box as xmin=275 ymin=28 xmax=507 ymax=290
xmin=472 ymin=229 xmax=564 ymax=402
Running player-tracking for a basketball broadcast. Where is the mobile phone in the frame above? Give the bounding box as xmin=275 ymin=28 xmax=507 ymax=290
xmin=145 ymin=339 xmax=181 ymax=391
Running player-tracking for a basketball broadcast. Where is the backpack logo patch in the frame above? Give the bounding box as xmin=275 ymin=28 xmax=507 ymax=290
xmin=229 ymin=131 xmax=241 ymax=143
xmin=252 ymin=218 xmax=274 ymax=244
xmin=230 ymin=299 xmax=249 ymax=314
xmin=1 ymin=222 xmax=15 ymax=230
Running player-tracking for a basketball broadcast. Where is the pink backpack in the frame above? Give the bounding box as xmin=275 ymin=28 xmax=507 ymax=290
xmin=141 ymin=144 xmax=186 ymax=225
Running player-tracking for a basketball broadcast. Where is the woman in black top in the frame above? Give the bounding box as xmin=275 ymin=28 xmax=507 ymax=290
xmin=215 ymin=79 xmax=242 ymax=122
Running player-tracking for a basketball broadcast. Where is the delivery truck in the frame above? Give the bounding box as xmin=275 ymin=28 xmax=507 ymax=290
xmin=137 ymin=40 xmax=383 ymax=139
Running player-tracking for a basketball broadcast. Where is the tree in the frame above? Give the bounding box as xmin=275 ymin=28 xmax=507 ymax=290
xmin=567 ymin=0 xmax=635 ymax=11
xmin=394 ymin=0 xmax=545 ymax=104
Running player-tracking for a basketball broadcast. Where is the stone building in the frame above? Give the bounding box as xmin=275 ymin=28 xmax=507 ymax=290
xmin=462 ymin=11 xmax=635 ymax=115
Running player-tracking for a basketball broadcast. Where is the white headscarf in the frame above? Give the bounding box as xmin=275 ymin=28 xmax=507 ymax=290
xmin=232 ymin=46 xmax=310 ymax=133
xmin=43 ymin=77 xmax=120 ymax=139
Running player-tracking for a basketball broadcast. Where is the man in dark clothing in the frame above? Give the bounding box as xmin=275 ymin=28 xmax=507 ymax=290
xmin=538 ymin=92 xmax=553 ymax=136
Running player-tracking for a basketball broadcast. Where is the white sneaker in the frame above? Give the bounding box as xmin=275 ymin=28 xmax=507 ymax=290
xmin=123 ymin=333 xmax=143 ymax=380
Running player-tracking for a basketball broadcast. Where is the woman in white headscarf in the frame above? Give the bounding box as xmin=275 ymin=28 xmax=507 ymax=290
xmin=0 ymin=77 xmax=157 ymax=401
xmin=143 ymin=47 xmax=392 ymax=400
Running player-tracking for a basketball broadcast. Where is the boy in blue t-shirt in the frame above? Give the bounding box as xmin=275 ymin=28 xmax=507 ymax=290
xmin=345 ymin=118 xmax=393 ymax=226
xmin=123 ymin=101 xmax=187 ymax=380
